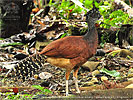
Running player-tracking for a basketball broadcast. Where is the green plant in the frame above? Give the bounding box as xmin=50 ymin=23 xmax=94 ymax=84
xmin=32 ymin=85 xmax=52 ymax=95
xmin=34 ymin=0 xmax=132 ymax=47
xmin=99 ymin=1 xmax=131 ymax=28
xmin=108 ymin=10 xmax=129 ymax=27
xmin=0 ymin=42 xmax=24 ymax=47
xmin=100 ymin=31 xmax=110 ymax=48
xmin=48 ymin=0 xmax=94 ymax=19
xmin=56 ymin=0 xmax=75 ymax=19
xmin=100 ymin=68 xmax=121 ymax=78
xmin=100 ymin=34 xmax=106 ymax=48
xmin=5 ymin=85 xmax=52 ymax=99
xmin=6 ymin=92 xmax=33 ymax=100
xmin=0 ymin=38 xmax=4 ymax=40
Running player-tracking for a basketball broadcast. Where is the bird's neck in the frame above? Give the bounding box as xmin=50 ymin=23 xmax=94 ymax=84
xmin=83 ymin=20 xmax=98 ymax=55
xmin=83 ymin=20 xmax=98 ymax=41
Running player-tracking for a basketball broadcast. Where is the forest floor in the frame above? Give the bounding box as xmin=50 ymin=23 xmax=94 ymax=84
xmin=0 ymin=2 xmax=133 ymax=99
xmin=0 ymin=40 xmax=133 ymax=99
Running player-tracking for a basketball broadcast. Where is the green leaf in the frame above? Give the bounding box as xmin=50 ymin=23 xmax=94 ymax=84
xmin=104 ymin=1 xmax=109 ymax=5
xmin=61 ymin=33 xmax=67 ymax=38
xmin=84 ymin=0 xmax=93 ymax=8
xmin=43 ymin=89 xmax=52 ymax=94
xmin=0 ymin=42 xmax=24 ymax=47
xmin=100 ymin=68 xmax=121 ymax=77
xmin=49 ymin=0 xmax=53 ymax=5
xmin=32 ymin=85 xmax=52 ymax=95
xmin=0 ymin=38 xmax=4 ymax=40
xmin=32 ymin=85 xmax=44 ymax=91
xmin=111 ymin=52 xmax=118 ymax=57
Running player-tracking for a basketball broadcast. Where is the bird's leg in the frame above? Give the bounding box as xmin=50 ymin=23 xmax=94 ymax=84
xmin=66 ymin=80 xmax=69 ymax=96
xmin=73 ymin=67 xmax=80 ymax=93
xmin=65 ymin=70 xmax=71 ymax=96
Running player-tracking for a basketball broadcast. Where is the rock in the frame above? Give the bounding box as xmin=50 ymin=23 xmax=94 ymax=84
xmin=82 ymin=61 xmax=100 ymax=72
xmin=119 ymin=49 xmax=133 ymax=58
xmin=125 ymin=84 xmax=133 ymax=88
xmin=108 ymin=49 xmax=133 ymax=58
xmin=81 ymin=77 xmax=98 ymax=87
xmin=95 ymin=49 xmax=105 ymax=56
xmin=39 ymin=72 xmax=52 ymax=79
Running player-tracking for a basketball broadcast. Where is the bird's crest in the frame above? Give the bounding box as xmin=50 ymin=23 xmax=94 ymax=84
xmin=86 ymin=1 xmax=101 ymax=20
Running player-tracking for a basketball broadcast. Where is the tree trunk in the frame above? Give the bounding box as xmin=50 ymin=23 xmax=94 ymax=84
xmin=0 ymin=0 xmax=33 ymax=38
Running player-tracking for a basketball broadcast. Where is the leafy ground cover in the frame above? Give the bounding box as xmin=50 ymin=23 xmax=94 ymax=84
xmin=0 ymin=0 xmax=132 ymax=99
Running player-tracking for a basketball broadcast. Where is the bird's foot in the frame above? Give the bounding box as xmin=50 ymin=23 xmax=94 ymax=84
xmin=66 ymin=93 xmax=69 ymax=96
xmin=66 ymin=93 xmax=74 ymax=96
xmin=76 ymin=89 xmax=80 ymax=93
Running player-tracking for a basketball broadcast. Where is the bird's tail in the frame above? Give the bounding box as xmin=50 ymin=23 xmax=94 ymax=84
xmin=9 ymin=54 xmax=46 ymax=80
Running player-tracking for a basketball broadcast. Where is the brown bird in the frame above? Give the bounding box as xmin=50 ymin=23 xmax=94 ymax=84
xmin=39 ymin=5 xmax=101 ymax=95
xmin=8 ymin=3 xmax=101 ymax=96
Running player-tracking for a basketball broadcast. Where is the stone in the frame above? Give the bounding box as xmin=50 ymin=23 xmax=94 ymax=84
xmin=39 ymin=72 xmax=52 ymax=79
xmin=82 ymin=61 xmax=100 ymax=72
xmin=125 ymin=84 xmax=133 ymax=88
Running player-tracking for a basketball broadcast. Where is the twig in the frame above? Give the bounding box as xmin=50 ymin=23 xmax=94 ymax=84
xmin=0 ymin=87 xmax=33 ymax=89
xmin=129 ymin=0 xmax=132 ymax=6
xmin=41 ymin=19 xmax=86 ymax=23
xmin=114 ymin=0 xmax=131 ymax=11
xmin=79 ymin=80 xmax=133 ymax=91
xmin=119 ymin=60 xmax=133 ymax=63
xmin=0 ymin=61 xmax=19 ymax=65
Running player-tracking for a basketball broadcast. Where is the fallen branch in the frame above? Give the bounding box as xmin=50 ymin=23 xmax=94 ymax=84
xmin=114 ymin=0 xmax=131 ymax=11
xmin=114 ymin=0 xmax=133 ymax=18
xmin=79 ymin=80 xmax=133 ymax=91
xmin=0 ymin=86 xmax=34 ymax=93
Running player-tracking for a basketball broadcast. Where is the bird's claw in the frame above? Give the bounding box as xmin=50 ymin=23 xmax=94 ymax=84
xmin=66 ymin=93 xmax=74 ymax=96
xmin=66 ymin=93 xmax=69 ymax=96
xmin=76 ymin=90 xmax=80 ymax=94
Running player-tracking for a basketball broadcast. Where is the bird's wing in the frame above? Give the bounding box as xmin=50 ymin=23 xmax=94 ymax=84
xmin=39 ymin=36 xmax=86 ymax=58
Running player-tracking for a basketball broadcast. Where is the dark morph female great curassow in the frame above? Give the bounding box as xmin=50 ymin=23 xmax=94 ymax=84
xmin=7 ymin=4 xmax=101 ymax=96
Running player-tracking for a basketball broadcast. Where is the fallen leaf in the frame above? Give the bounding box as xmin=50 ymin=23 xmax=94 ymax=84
xmin=13 ymin=88 xmax=19 ymax=94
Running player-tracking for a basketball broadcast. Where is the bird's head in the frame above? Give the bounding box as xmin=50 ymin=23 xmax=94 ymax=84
xmin=86 ymin=2 xmax=101 ymax=23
